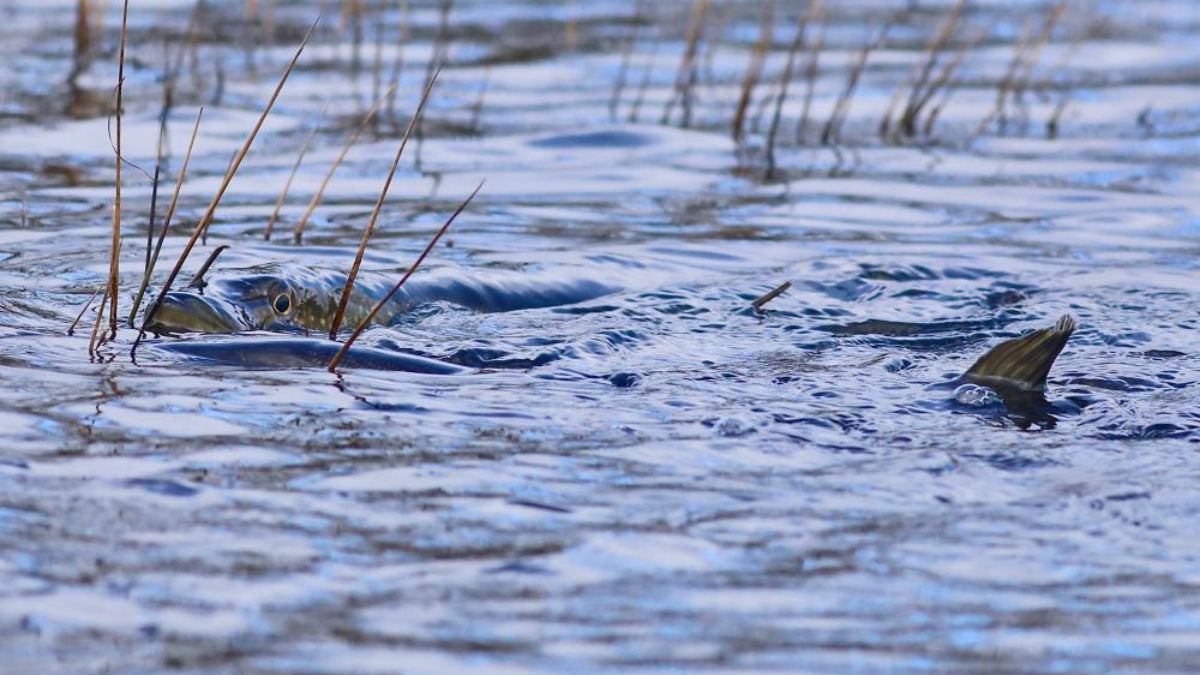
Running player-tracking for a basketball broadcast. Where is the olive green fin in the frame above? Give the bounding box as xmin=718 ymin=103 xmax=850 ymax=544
xmin=965 ymin=315 xmax=1076 ymax=392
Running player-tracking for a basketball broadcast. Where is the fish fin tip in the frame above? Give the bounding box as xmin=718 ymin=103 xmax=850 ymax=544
xmin=965 ymin=315 xmax=1077 ymax=391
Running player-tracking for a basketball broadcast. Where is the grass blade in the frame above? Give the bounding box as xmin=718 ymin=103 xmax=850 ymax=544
xmin=293 ymin=84 xmax=396 ymax=242
xmin=327 ymin=65 xmax=440 ymax=340
xmin=327 ymin=179 xmax=483 ymax=372
xmin=128 ymin=107 xmax=203 ymax=327
xmin=264 ymin=117 xmax=320 ymax=240
xmin=104 ymin=0 xmax=130 ymax=339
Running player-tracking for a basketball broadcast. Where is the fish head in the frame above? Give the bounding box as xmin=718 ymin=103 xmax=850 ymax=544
xmin=145 ymin=274 xmax=306 ymax=334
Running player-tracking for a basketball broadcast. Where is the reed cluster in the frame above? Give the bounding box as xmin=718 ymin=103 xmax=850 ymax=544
xmin=74 ymin=2 xmax=480 ymax=373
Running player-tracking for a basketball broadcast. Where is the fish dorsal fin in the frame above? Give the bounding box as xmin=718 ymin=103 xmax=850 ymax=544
xmin=965 ymin=315 xmax=1076 ymax=392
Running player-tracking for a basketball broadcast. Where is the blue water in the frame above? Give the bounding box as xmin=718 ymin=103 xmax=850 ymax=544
xmin=0 ymin=1 xmax=1197 ymax=673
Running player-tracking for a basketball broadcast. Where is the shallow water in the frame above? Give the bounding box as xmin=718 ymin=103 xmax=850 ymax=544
xmin=1 ymin=1 xmax=1199 ymax=673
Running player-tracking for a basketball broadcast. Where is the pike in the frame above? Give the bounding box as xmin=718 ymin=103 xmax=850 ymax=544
xmin=143 ymin=264 xmax=618 ymax=336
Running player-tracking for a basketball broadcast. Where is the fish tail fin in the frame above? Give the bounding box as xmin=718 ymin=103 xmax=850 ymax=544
xmin=965 ymin=315 xmax=1076 ymax=391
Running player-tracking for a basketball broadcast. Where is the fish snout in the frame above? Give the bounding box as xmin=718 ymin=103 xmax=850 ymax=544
xmin=145 ymin=292 xmax=250 ymax=334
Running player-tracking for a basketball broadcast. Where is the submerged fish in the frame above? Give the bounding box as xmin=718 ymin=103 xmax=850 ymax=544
xmin=146 ymin=264 xmax=619 ymax=335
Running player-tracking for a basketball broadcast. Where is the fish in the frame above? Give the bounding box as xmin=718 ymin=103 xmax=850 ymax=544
xmin=142 ymin=264 xmax=620 ymax=372
xmin=152 ymin=335 xmax=467 ymax=373
xmin=145 ymin=264 xmax=620 ymax=335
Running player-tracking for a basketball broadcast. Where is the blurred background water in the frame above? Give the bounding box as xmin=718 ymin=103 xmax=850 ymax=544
xmin=0 ymin=1 xmax=1198 ymax=673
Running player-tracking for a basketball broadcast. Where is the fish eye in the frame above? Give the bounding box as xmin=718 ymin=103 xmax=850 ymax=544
xmin=272 ymin=293 xmax=292 ymax=315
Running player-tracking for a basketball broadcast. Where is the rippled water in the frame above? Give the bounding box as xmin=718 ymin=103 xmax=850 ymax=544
xmin=1 ymin=1 xmax=1199 ymax=673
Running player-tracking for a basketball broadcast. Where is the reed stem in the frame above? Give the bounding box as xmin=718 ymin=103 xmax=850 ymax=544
xmin=328 ymin=66 xmax=441 ymax=340
xmin=129 ymin=107 xmax=204 ymax=327
xmin=137 ymin=21 xmax=317 ymax=343
xmin=293 ymin=85 xmax=396 ymax=242
xmin=328 ymin=180 xmax=483 ymax=372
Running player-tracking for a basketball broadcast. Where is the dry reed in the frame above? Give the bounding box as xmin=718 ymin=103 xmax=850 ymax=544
xmin=104 ymin=0 xmax=130 ymax=339
xmin=609 ymin=19 xmax=641 ymax=120
xmin=660 ymin=0 xmax=710 ymax=127
xmin=752 ymin=280 xmax=791 ymax=310
xmin=293 ymin=85 xmax=396 ymax=242
xmin=627 ymin=40 xmax=658 ymax=123
xmin=415 ymin=0 xmax=452 ymax=169
xmin=128 ymin=107 xmax=204 ymax=327
xmin=385 ymin=0 xmax=412 ymax=125
xmin=328 ymin=67 xmax=441 ymax=340
xmin=327 ymin=180 xmax=483 ymax=372
xmin=264 ymin=121 xmax=319 ymax=241
xmin=893 ymin=1 xmax=963 ymax=140
xmin=765 ymin=0 xmax=821 ymax=177
xmin=794 ymin=16 xmax=824 ymax=145
xmin=137 ymin=21 xmax=316 ymax=342
xmin=731 ymin=1 xmax=774 ymax=143
xmin=821 ymin=19 xmax=892 ymax=146
xmin=187 ymin=245 xmax=229 ymax=289
xmin=469 ymin=67 xmax=491 ymax=133
xmin=67 ymin=288 xmax=101 ymax=336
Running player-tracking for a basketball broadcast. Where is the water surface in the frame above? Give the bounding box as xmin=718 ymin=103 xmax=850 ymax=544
xmin=0 ymin=1 xmax=1198 ymax=673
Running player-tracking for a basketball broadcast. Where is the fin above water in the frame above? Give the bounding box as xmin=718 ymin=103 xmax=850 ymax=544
xmin=964 ymin=315 xmax=1076 ymax=392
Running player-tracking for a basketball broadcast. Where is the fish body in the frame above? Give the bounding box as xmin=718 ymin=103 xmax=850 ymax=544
xmin=150 ymin=336 xmax=466 ymax=373
xmin=145 ymin=264 xmax=620 ymax=335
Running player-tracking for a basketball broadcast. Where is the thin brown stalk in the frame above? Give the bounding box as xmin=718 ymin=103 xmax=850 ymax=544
xmin=327 ymin=180 xmax=483 ymax=372
xmin=469 ymin=67 xmax=490 ymax=133
xmin=971 ymin=4 xmax=1067 ymax=144
xmin=895 ymin=0 xmax=962 ymax=138
xmin=187 ymin=245 xmax=229 ymax=289
xmin=564 ymin=0 xmax=577 ymax=52
xmin=105 ymin=0 xmax=130 ymax=339
xmin=265 ymin=121 xmax=319 ymax=240
xmin=972 ymin=38 xmax=1023 ymax=140
xmin=87 ymin=287 xmax=109 ymax=356
xmin=731 ymin=0 xmax=774 ymax=143
xmin=145 ymin=133 xmax=163 ymax=274
xmin=821 ymin=20 xmax=891 ymax=146
xmin=699 ymin=0 xmax=727 ymax=93
xmin=1039 ymin=20 xmax=1085 ymax=140
xmin=371 ymin=0 xmax=386 ymax=107
xmin=752 ymin=280 xmax=791 ymax=310
xmin=660 ymin=0 xmax=710 ymax=127
xmin=385 ymin=0 xmax=411 ymax=125
xmin=1010 ymin=0 xmax=1068 ymax=128
xmin=415 ymin=0 xmax=452 ymax=169
xmin=129 ymin=107 xmax=204 ymax=327
xmin=242 ymin=0 xmax=260 ymax=74
xmin=918 ymin=28 xmax=982 ymax=138
xmin=293 ymin=84 xmax=396 ymax=242
xmin=878 ymin=84 xmax=905 ymax=142
xmin=609 ymin=19 xmax=641 ymax=120
xmin=627 ymin=40 xmax=658 ymax=123
xmin=345 ymin=0 xmax=365 ymax=76
xmin=327 ymin=67 xmax=441 ymax=340
xmin=138 ymin=21 xmax=316 ymax=341
xmin=68 ymin=288 xmax=102 ymax=336
xmin=765 ymin=1 xmax=820 ymax=178
xmin=147 ymin=39 xmax=177 ymax=273
xmin=69 ymin=0 xmax=93 ymax=89
xmin=795 ymin=19 xmax=823 ymax=145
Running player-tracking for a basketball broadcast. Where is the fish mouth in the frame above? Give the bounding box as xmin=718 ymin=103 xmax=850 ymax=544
xmin=145 ymin=292 xmax=252 ymax=334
